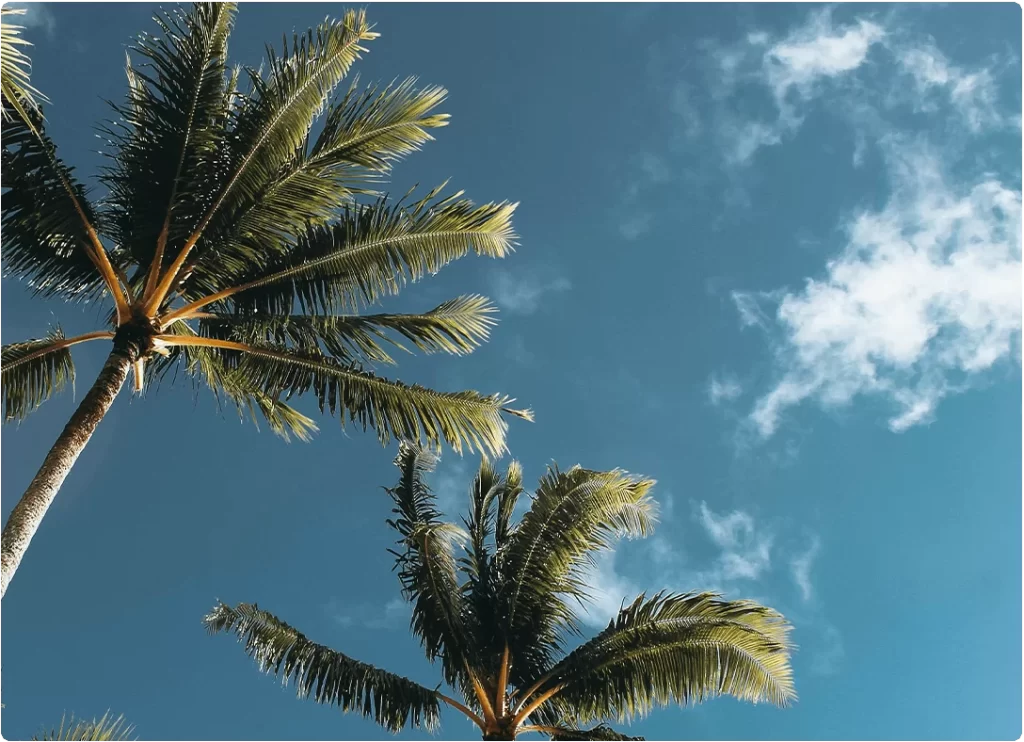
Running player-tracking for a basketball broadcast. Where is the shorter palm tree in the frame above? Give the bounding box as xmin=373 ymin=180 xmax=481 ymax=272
xmin=206 ymin=444 xmax=795 ymax=740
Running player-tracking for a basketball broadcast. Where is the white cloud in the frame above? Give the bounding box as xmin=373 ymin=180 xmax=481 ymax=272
xmin=790 ymin=536 xmax=820 ymax=602
xmin=697 ymin=502 xmax=773 ymax=581
xmin=895 ymin=44 xmax=1003 ymax=131
xmin=9 ymin=3 xmax=56 ymax=38
xmin=708 ymin=374 xmax=743 ymax=405
xmin=328 ymin=597 xmax=407 ymax=630
xmin=742 ymin=144 xmax=1021 ymax=438
xmin=432 ymin=455 xmax=471 ymax=514
xmin=491 ymin=269 xmax=571 ymax=315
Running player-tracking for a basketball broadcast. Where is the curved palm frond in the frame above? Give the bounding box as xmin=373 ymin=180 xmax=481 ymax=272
xmin=1 ymin=327 xmax=91 ymax=422
xmin=32 ymin=712 xmax=135 ymax=741
xmin=204 ymin=601 xmax=441 ymax=733
xmin=534 ymin=723 xmax=644 ymax=740
xmin=196 ymin=294 xmax=498 ymax=366
xmin=494 ymin=460 xmax=524 ymax=551
xmin=1 ymin=7 xmax=48 ymax=124
xmin=161 ymin=337 xmax=530 ymax=456
xmin=174 ymin=189 xmax=518 ymax=320
xmin=539 ymin=592 xmax=795 ymax=725
xmin=146 ymin=10 xmax=378 ymax=311
xmin=386 ymin=442 xmax=473 ymax=690
xmin=100 ymin=2 xmax=236 ymax=288
xmin=1 ymin=101 xmax=114 ymax=302
xmin=500 ymin=468 xmax=656 ymax=687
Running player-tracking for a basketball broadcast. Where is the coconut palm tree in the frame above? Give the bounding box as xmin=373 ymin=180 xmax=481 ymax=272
xmin=205 ymin=444 xmax=795 ymax=740
xmin=0 ymin=3 xmax=532 ymax=598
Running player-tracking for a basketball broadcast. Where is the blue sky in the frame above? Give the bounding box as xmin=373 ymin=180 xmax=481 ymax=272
xmin=1 ymin=3 xmax=1021 ymax=740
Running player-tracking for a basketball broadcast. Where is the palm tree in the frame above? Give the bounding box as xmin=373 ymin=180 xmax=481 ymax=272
xmin=205 ymin=443 xmax=795 ymax=740
xmin=0 ymin=3 xmax=531 ymax=598
xmin=32 ymin=712 xmax=135 ymax=741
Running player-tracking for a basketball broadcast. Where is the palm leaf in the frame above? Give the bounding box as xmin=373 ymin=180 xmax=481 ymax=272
xmin=385 ymin=442 xmax=473 ymax=689
xmin=544 ymin=592 xmax=795 ymax=723
xmin=179 ymin=189 xmax=517 ymax=318
xmin=1 ymin=101 xmax=113 ymax=301
xmin=545 ymin=724 xmax=644 ymax=740
xmin=197 ymin=294 xmax=498 ymax=365
xmin=1 ymin=7 xmax=48 ymax=124
xmin=101 ymin=2 xmax=236 ymax=282
xmin=32 ymin=712 xmax=135 ymax=741
xmin=204 ymin=601 xmax=440 ymax=732
xmin=2 ymin=327 xmax=76 ymax=422
xmin=198 ymin=341 xmax=530 ymax=456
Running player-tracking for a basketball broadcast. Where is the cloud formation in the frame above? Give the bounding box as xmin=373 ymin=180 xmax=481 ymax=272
xmin=328 ymin=597 xmax=407 ymax=630
xmin=708 ymin=374 xmax=743 ymax=405
xmin=790 ymin=535 xmax=821 ymax=602
xmin=490 ymin=269 xmax=571 ymax=315
xmin=739 ymin=144 xmax=1021 ymax=437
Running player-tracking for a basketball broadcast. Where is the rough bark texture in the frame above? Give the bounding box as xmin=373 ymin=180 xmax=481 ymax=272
xmin=0 ymin=346 xmax=135 ymax=598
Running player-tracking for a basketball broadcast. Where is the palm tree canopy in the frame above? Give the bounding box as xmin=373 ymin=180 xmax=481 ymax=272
xmin=206 ymin=444 xmax=795 ymax=739
xmin=1 ymin=2 xmax=530 ymax=455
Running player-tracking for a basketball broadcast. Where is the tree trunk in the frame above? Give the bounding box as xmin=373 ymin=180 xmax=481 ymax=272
xmin=0 ymin=347 xmax=135 ymax=598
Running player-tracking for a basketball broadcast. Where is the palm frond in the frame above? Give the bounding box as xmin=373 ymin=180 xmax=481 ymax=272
xmin=2 ymin=327 xmax=77 ymax=422
xmin=165 ymin=10 xmax=377 ymax=302
xmin=542 ymin=592 xmax=795 ymax=724
xmin=32 ymin=712 xmax=135 ymax=741
xmin=180 ymin=340 xmax=530 ymax=456
xmin=204 ymin=601 xmax=440 ymax=732
xmin=385 ymin=442 xmax=472 ymax=689
xmin=1 ymin=101 xmax=114 ymax=301
xmin=500 ymin=468 xmax=656 ymax=687
xmin=155 ymin=321 xmax=317 ymax=441
xmin=1 ymin=7 xmax=48 ymax=124
xmin=494 ymin=459 xmax=524 ymax=552
xmin=543 ymin=724 xmax=644 ymax=740
xmin=197 ymin=294 xmax=498 ymax=366
xmin=101 ymin=2 xmax=236 ymax=282
xmin=176 ymin=189 xmax=517 ymax=319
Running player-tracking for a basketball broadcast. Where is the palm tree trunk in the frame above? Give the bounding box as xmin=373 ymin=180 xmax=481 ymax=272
xmin=0 ymin=347 xmax=134 ymax=598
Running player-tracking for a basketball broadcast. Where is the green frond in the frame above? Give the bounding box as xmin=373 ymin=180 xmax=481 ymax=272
xmin=198 ymin=294 xmax=498 ymax=366
xmin=500 ymin=468 xmax=656 ymax=685
xmin=101 ymin=2 xmax=237 ymax=273
xmin=156 ymin=321 xmax=318 ymax=442
xmin=207 ymin=342 xmax=530 ymax=456
xmin=2 ymin=327 xmax=75 ymax=422
xmin=1 ymin=7 xmax=48 ymax=124
xmin=312 ymin=76 xmax=449 ymax=173
xmin=494 ymin=459 xmax=524 ymax=551
xmin=546 ymin=592 xmax=795 ymax=723
xmin=32 ymin=712 xmax=135 ymax=741
xmin=547 ymin=724 xmax=644 ymax=740
xmin=204 ymin=601 xmax=440 ymax=732
xmin=195 ymin=190 xmax=517 ymax=315
xmin=1 ymin=101 xmax=112 ymax=301
xmin=385 ymin=442 xmax=472 ymax=689
xmin=186 ymin=10 xmax=377 ymax=277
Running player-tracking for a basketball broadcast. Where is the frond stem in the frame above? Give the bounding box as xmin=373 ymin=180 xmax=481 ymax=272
xmin=2 ymin=330 xmax=114 ymax=370
xmin=512 ymin=684 xmax=564 ymax=728
xmin=496 ymin=644 xmax=511 ymax=717
xmin=437 ymin=692 xmax=485 ymax=730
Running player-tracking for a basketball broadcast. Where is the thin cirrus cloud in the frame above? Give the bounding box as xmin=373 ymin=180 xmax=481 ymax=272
xmin=708 ymin=373 xmax=744 ymax=405
xmin=490 ymin=268 xmax=571 ymax=315
xmin=737 ymin=142 xmax=1021 ymax=438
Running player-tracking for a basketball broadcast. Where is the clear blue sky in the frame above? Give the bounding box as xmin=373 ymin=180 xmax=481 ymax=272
xmin=2 ymin=3 xmax=1021 ymax=740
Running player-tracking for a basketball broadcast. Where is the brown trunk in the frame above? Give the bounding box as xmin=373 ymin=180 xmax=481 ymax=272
xmin=0 ymin=346 xmax=135 ymax=598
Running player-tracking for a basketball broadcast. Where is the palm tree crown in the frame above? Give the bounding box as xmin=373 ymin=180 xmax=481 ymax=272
xmin=0 ymin=3 xmax=530 ymax=597
xmin=206 ymin=444 xmax=795 ymax=740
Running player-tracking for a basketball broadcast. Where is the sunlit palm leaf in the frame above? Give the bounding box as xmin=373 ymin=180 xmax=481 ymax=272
xmin=1 ymin=7 xmax=48 ymax=124
xmin=546 ymin=592 xmax=795 ymax=723
xmin=2 ymin=327 xmax=75 ymax=422
xmin=198 ymin=294 xmax=498 ymax=366
xmin=32 ymin=712 xmax=135 ymax=741
xmin=204 ymin=343 xmax=530 ymax=456
xmin=194 ymin=190 xmax=517 ymax=315
xmin=204 ymin=601 xmax=440 ymax=732
xmin=101 ymin=3 xmax=236 ymax=276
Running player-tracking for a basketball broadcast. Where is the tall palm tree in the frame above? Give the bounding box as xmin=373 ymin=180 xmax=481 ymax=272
xmin=0 ymin=3 xmax=531 ymax=598
xmin=206 ymin=444 xmax=795 ymax=740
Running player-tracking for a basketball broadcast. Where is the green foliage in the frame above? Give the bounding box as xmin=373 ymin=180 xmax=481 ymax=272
xmin=2 ymin=327 xmax=75 ymax=422
xmin=208 ymin=445 xmax=795 ymax=738
xmin=32 ymin=712 xmax=135 ymax=741
xmin=1 ymin=7 xmax=48 ymax=124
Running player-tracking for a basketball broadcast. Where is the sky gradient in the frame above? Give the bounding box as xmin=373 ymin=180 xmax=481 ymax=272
xmin=1 ymin=3 xmax=1021 ymax=741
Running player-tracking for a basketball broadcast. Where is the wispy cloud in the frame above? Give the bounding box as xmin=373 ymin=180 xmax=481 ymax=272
xmin=9 ymin=3 xmax=57 ymax=38
xmin=490 ymin=269 xmax=571 ymax=315
xmin=738 ymin=142 xmax=1021 ymax=438
xmin=431 ymin=454 xmax=471 ymax=515
xmin=708 ymin=374 xmax=743 ymax=405
xmin=697 ymin=501 xmax=773 ymax=582
xmin=790 ymin=535 xmax=821 ymax=602
xmin=327 ymin=596 xmax=407 ymax=630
